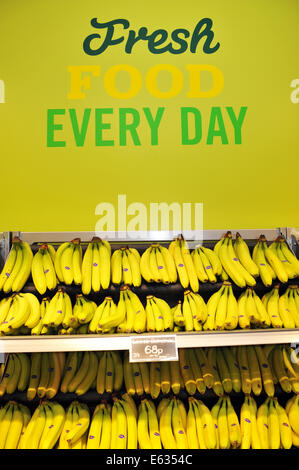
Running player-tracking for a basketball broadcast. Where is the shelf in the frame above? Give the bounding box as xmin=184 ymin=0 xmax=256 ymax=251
xmin=0 ymin=329 xmax=298 ymax=353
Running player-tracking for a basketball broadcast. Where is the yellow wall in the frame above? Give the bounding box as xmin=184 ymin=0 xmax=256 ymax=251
xmin=0 ymin=0 xmax=298 ymax=232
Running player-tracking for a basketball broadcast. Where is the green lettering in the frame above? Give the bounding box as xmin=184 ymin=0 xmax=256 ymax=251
xmin=47 ymin=109 xmax=66 ymax=147
xmin=119 ymin=108 xmax=141 ymax=146
xmin=181 ymin=107 xmax=202 ymax=145
xmin=226 ymin=106 xmax=247 ymax=144
xmin=95 ymin=108 xmax=114 ymax=146
xmin=69 ymin=108 xmax=91 ymax=146
xmin=143 ymin=107 xmax=165 ymax=145
xmin=207 ymin=107 xmax=228 ymax=144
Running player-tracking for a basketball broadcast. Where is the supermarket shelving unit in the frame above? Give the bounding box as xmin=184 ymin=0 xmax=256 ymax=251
xmin=0 ymin=227 xmax=297 ymax=354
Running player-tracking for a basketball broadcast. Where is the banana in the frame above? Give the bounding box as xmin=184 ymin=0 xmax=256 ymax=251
xmin=66 ymin=402 xmax=90 ymax=447
xmin=188 ymin=348 xmax=205 ymax=394
xmin=207 ymin=348 xmax=224 ymax=396
xmin=196 ymin=399 xmax=217 ymax=449
xmin=154 ymin=245 xmax=169 ymax=284
xmin=159 ymin=400 xmax=177 ymax=449
xmin=225 ymin=284 xmax=239 ymax=330
xmin=31 ymin=247 xmax=48 ymax=295
xmin=159 ymin=244 xmax=177 ymax=283
xmin=268 ymin=398 xmax=280 ymax=449
xmin=137 ymin=400 xmax=152 ymax=449
xmin=0 ymin=402 xmax=14 ymax=448
xmin=72 ymin=238 xmax=82 ymax=285
xmin=113 ymin=400 xmax=127 ymax=449
xmin=186 ymin=398 xmax=199 ymax=449
xmin=225 ymin=396 xmax=241 ymax=449
xmin=255 ymin=345 xmax=275 ymax=397
xmin=160 ymin=360 xmax=171 ymax=394
xmin=237 ymin=290 xmax=251 ymax=329
xmin=111 ymin=249 xmax=123 ymax=285
xmin=272 ymin=346 xmax=292 ymax=393
xmin=262 ymin=238 xmax=288 ymax=283
xmin=91 ymin=240 xmax=101 ymax=292
xmin=170 ymin=360 xmax=182 ymax=395
xmin=81 ymin=241 xmax=93 ymax=295
xmin=149 ymin=362 xmax=161 ymax=399
xmin=216 ymin=348 xmax=232 ymax=394
xmin=0 ymin=240 xmax=18 ymax=290
xmin=98 ymin=239 xmax=111 ymax=289
xmin=11 ymin=241 xmax=33 ymax=292
xmin=195 ymin=348 xmax=214 ymax=389
xmin=120 ymin=398 xmax=138 ymax=449
xmin=111 ymin=351 xmax=124 ymax=391
xmin=248 ymin=395 xmax=261 ymax=449
xmin=253 ymin=239 xmax=273 ymax=287
xmin=240 ymin=396 xmax=252 ymax=449
xmin=6 ymin=353 xmax=21 ymax=394
xmin=140 ymin=247 xmax=154 ymax=283
xmin=234 ymin=233 xmax=259 ymax=277
xmin=217 ymin=397 xmax=230 ymax=449
xmin=273 ymin=398 xmax=292 ymax=449
xmin=17 ymin=353 xmax=30 ymax=391
xmin=182 ymin=291 xmax=194 ymax=331
xmin=203 ymin=284 xmax=225 ymax=331
xmin=127 ymin=248 xmax=142 ymax=287
xmin=237 ymin=346 xmax=251 ymax=394
xmin=23 ymin=292 xmax=41 ymax=329
xmin=179 ymin=348 xmax=196 ymax=395
xmin=173 ymin=239 xmax=189 ymax=288
xmin=172 ymin=398 xmax=188 ymax=449
xmin=123 ymin=351 xmax=135 ymax=396
xmin=68 ymin=351 xmax=90 ymax=393
xmin=87 ymin=404 xmax=103 ymax=449
xmin=60 ymin=351 xmax=79 ymax=393
xmin=218 ymin=235 xmax=246 ymax=288
xmin=246 ymin=346 xmax=262 ymax=396
xmin=288 ymin=394 xmax=299 ymax=435
xmin=197 ymin=246 xmax=217 ymax=283
xmin=215 ymin=284 xmax=229 ymax=330
xmin=192 ymin=248 xmax=209 ymax=283
xmin=181 ymin=239 xmax=199 ymax=292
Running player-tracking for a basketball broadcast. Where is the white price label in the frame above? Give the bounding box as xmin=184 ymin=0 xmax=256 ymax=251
xmin=129 ymin=335 xmax=178 ymax=362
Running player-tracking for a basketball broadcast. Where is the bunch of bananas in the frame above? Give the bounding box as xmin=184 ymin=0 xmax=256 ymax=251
xmin=96 ymin=351 xmax=123 ymax=395
xmin=238 ymin=287 xmax=271 ymax=329
xmin=269 ymin=236 xmax=299 ymax=279
xmin=253 ymin=235 xmax=290 ymax=286
xmin=178 ymin=348 xmax=213 ymax=395
xmin=0 ymin=237 xmax=33 ymax=294
xmin=86 ymin=401 xmax=113 ymax=449
xmin=81 ymin=237 xmax=111 ymax=294
xmin=31 ymin=297 xmax=51 ymax=335
xmin=71 ymin=294 xmax=97 ymax=326
xmin=0 ymin=401 xmax=31 ymax=449
xmin=109 ymin=396 xmax=138 ymax=449
xmin=26 ymin=351 xmax=65 ymax=400
xmin=192 ymin=244 xmax=222 ymax=283
xmin=40 ymin=288 xmax=73 ymax=330
xmin=58 ymin=401 xmax=90 ymax=449
xmin=262 ymin=285 xmax=299 ymax=328
xmin=115 ymin=286 xmax=146 ymax=334
xmin=0 ymin=353 xmax=30 ymax=396
xmin=54 ymin=238 xmax=82 ymax=286
xmin=210 ymin=396 xmax=241 ymax=449
xmin=31 ymin=243 xmax=57 ymax=294
xmin=267 ymin=344 xmax=299 ymax=393
xmin=111 ymin=247 xmax=141 ymax=286
xmin=158 ymin=396 xmax=189 ymax=449
xmin=60 ymin=351 xmax=98 ymax=396
xmin=145 ymin=295 xmax=173 ymax=332
xmin=241 ymin=395 xmax=295 ymax=449
xmin=169 ymin=237 xmax=198 ymax=292
xmin=140 ymin=242 xmax=177 ymax=285
xmin=203 ymin=282 xmax=239 ymax=331
xmin=172 ymin=290 xmax=207 ymax=332
xmin=137 ymin=398 xmax=161 ymax=449
xmin=286 ymin=394 xmax=299 ymax=447
xmin=0 ymin=292 xmax=41 ymax=335
xmin=215 ymin=232 xmax=257 ymax=288
xmin=20 ymin=400 xmax=65 ymax=449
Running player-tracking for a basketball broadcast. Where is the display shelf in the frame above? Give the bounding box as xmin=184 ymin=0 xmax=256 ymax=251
xmin=0 ymin=328 xmax=298 ymax=353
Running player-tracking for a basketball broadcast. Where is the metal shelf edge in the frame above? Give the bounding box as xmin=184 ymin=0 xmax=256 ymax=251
xmin=0 ymin=329 xmax=298 ymax=353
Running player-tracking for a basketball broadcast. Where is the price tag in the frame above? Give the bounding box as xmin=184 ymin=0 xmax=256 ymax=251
xmin=129 ymin=335 xmax=178 ymax=362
